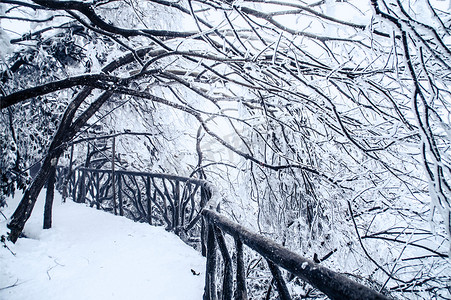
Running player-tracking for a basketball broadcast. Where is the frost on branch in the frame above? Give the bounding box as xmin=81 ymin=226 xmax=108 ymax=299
xmin=0 ymin=0 xmax=450 ymax=298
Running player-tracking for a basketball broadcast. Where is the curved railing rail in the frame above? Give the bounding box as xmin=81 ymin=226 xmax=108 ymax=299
xmin=55 ymin=166 xmax=389 ymax=300
xmin=55 ymin=166 xmax=213 ymax=250
xmin=201 ymin=209 xmax=390 ymax=300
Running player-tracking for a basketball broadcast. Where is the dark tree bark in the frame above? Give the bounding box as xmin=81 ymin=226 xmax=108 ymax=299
xmin=203 ymin=209 xmax=389 ymax=300
xmin=204 ymin=223 xmax=217 ymax=300
xmin=267 ymin=259 xmax=291 ymax=300
xmin=7 ymin=89 xmax=109 ymax=242
xmin=43 ymin=165 xmax=56 ymax=229
xmin=0 ymin=74 xmax=120 ymax=110
xmin=8 ymin=150 xmax=63 ymax=242
xmin=214 ymin=227 xmax=233 ymax=300
xmin=235 ymin=238 xmax=248 ymax=300
xmin=5 ymin=47 xmax=151 ymax=242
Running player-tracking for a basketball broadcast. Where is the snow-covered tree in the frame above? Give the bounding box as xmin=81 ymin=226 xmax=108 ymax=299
xmin=1 ymin=0 xmax=450 ymax=298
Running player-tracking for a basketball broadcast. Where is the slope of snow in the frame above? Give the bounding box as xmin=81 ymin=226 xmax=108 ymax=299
xmin=0 ymin=190 xmax=206 ymax=300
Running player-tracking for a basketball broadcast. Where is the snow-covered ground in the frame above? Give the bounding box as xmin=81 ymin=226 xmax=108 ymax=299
xmin=0 ymin=191 xmax=205 ymax=300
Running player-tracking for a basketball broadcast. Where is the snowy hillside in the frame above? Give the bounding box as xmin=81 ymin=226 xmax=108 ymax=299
xmin=0 ymin=191 xmax=205 ymax=300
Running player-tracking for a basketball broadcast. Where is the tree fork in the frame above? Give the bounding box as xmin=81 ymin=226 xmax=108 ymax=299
xmin=7 ymin=150 xmax=63 ymax=242
xmin=4 ymin=47 xmax=151 ymax=242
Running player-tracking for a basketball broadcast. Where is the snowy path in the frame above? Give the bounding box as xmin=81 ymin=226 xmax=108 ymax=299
xmin=0 ymin=191 xmax=205 ymax=300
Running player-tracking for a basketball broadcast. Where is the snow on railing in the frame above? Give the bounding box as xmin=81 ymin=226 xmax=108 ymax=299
xmin=201 ymin=208 xmax=390 ymax=300
xmin=55 ymin=166 xmax=213 ymax=250
xmin=55 ymin=166 xmax=389 ymax=299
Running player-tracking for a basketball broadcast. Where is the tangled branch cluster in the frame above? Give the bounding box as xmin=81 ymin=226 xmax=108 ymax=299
xmin=1 ymin=0 xmax=450 ymax=298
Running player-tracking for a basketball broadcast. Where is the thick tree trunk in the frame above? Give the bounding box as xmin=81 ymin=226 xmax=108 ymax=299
xmin=43 ymin=165 xmax=56 ymax=229
xmin=7 ymin=91 xmax=113 ymax=242
xmin=5 ymin=47 xmax=146 ymax=242
xmin=5 ymin=49 xmax=141 ymax=243
xmin=6 ymin=94 xmax=85 ymax=242
xmin=7 ymin=154 xmax=62 ymax=242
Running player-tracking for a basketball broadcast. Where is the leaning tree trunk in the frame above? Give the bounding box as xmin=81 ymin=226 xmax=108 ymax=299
xmin=7 ymin=90 xmax=113 ymax=243
xmin=7 ymin=152 xmax=62 ymax=242
xmin=43 ymin=165 xmax=57 ymax=229
xmin=7 ymin=95 xmax=85 ymax=242
xmin=6 ymin=48 xmax=141 ymax=243
xmin=6 ymin=91 xmax=88 ymax=242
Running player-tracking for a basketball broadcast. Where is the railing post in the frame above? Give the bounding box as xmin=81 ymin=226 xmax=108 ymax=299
xmin=267 ymin=259 xmax=291 ymax=300
xmin=200 ymin=187 xmax=210 ymax=257
xmin=201 ymin=217 xmax=207 ymax=257
xmin=146 ymin=176 xmax=152 ymax=225
xmin=204 ymin=223 xmax=217 ymax=300
xmin=56 ymin=167 xmax=64 ymax=197
xmin=117 ymin=172 xmax=123 ymax=216
xmin=77 ymin=169 xmax=86 ymax=203
xmin=174 ymin=180 xmax=180 ymax=230
xmin=202 ymin=209 xmax=389 ymax=300
xmin=95 ymin=171 xmax=100 ymax=209
xmin=235 ymin=238 xmax=248 ymax=300
xmin=214 ymin=226 xmax=233 ymax=300
xmin=112 ymin=137 xmax=117 ymax=215
xmin=72 ymin=169 xmax=78 ymax=202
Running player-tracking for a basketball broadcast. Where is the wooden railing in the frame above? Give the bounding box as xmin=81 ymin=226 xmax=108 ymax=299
xmin=201 ymin=209 xmax=390 ymax=300
xmin=55 ymin=166 xmax=212 ymax=249
xmin=55 ymin=166 xmax=389 ymax=300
